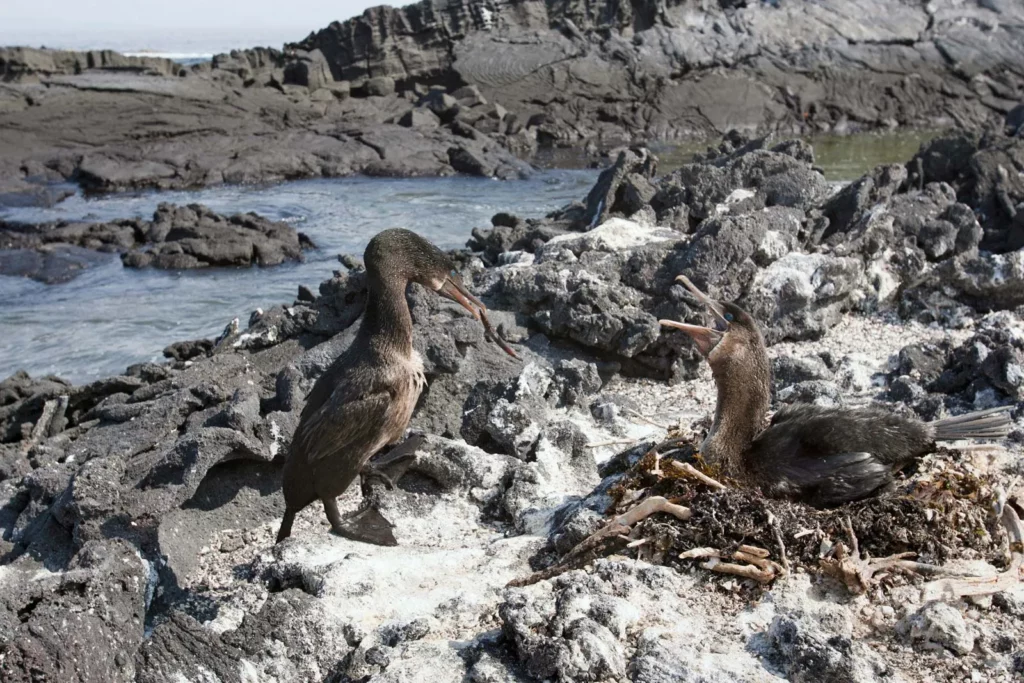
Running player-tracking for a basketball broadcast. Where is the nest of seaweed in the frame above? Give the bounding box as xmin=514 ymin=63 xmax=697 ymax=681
xmin=511 ymin=435 xmax=1023 ymax=598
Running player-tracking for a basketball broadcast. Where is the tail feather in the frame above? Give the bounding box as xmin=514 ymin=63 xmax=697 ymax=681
xmin=932 ymin=406 xmax=1014 ymax=441
xmin=276 ymin=509 xmax=297 ymax=543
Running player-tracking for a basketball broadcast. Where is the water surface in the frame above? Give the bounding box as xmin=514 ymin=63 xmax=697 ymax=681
xmin=649 ymin=129 xmax=938 ymax=181
xmin=0 ymin=172 xmax=596 ymax=383
xmin=0 ymin=130 xmax=941 ymax=383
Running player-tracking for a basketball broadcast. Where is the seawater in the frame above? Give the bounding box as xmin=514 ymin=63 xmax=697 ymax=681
xmin=0 ymin=129 xmax=941 ymax=383
xmin=0 ymin=172 xmax=597 ymax=383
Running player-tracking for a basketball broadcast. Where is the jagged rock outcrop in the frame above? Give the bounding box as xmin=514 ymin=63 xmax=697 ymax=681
xmin=0 ymin=44 xmax=532 ymax=205
xmin=0 ymin=46 xmax=183 ymax=82
xmin=4 ymin=1 xmax=1024 ymax=206
xmin=907 ymin=129 xmax=1024 ymax=252
xmin=0 ymin=203 xmax=314 ymax=282
xmin=292 ymin=0 xmax=1024 ymax=147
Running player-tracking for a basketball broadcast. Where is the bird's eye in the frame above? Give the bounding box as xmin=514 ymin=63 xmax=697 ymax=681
xmin=450 ymin=269 xmax=458 ymax=278
xmin=724 ymin=312 xmax=734 ymax=322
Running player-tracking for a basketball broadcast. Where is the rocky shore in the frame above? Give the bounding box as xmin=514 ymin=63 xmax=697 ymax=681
xmin=1 ymin=113 xmax=1023 ymax=681
xmin=0 ymin=203 xmax=315 ymax=283
xmin=3 ymin=0 xmax=1024 ymax=208
xmin=295 ymin=0 xmax=1024 ymax=147
xmin=0 ymin=46 xmax=533 ymax=205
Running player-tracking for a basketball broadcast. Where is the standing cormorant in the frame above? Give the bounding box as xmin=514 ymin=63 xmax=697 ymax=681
xmin=660 ymin=275 xmax=1013 ymax=507
xmin=276 ymin=228 xmax=517 ymax=544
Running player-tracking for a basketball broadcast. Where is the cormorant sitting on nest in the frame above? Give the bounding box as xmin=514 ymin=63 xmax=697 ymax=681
xmin=660 ymin=275 xmax=1013 ymax=507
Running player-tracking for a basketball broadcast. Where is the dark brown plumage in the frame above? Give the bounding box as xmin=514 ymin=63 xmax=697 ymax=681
xmin=276 ymin=228 xmax=515 ymax=544
xmin=661 ymin=275 xmax=1013 ymax=507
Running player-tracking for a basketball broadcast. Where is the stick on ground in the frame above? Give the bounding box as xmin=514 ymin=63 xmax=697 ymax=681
xmin=921 ymin=505 xmax=1024 ymax=602
xmin=508 ymin=497 xmax=692 ymax=587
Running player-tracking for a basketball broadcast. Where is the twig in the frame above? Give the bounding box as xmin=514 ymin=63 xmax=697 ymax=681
xmin=663 ymin=460 xmax=726 ymax=490
xmin=921 ymin=505 xmax=1024 ymax=602
xmin=733 ymin=551 xmax=772 ymax=569
xmin=616 ymin=496 xmax=692 ymax=525
xmin=585 ymin=439 xmax=638 ymax=449
xmin=508 ymin=497 xmax=692 ymax=587
xmin=627 ymin=409 xmax=669 ymax=431
xmin=844 ymin=517 xmax=860 ymax=557
xmin=681 ymin=544 xmax=784 ymax=582
xmin=767 ymin=512 xmax=790 ymax=572
xmin=822 ymin=516 xmax=993 ymax=594
xmin=701 ymin=557 xmax=776 ymax=583
xmin=738 ymin=544 xmax=770 ymax=558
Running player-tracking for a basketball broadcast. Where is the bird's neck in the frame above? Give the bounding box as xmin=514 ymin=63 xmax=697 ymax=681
xmin=361 ymin=272 xmax=414 ymax=357
xmin=702 ymin=365 xmax=771 ymax=472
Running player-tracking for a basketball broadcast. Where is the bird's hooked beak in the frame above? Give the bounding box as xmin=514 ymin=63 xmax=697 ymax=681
xmin=438 ymin=275 xmax=483 ymax=320
xmin=438 ymin=273 xmax=520 ymax=360
xmin=659 ymin=275 xmax=731 ymax=356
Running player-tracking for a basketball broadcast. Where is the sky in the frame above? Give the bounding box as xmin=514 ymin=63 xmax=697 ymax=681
xmin=0 ymin=0 xmax=393 ymax=53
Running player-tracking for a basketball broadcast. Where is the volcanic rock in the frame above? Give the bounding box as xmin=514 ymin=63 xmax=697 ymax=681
xmin=3 ymin=132 xmax=1024 ymax=682
xmin=0 ymin=203 xmax=312 ymax=281
xmin=292 ymin=0 xmax=1024 ymax=150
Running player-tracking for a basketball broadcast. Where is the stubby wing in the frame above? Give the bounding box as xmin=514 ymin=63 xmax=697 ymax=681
xmin=292 ymin=387 xmax=393 ymax=465
xmin=766 ymin=450 xmax=893 ymax=507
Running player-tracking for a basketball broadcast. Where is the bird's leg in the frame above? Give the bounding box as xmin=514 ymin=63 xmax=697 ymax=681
xmin=359 ymin=433 xmax=425 ymax=496
xmin=322 ymin=496 xmax=346 ymax=530
xmin=359 ymin=464 xmax=398 ymax=497
xmin=507 ymin=496 xmax=692 ymax=587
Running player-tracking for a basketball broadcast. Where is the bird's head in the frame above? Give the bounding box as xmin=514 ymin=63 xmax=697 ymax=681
xmin=659 ymin=275 xmax=767 ymax=379
xmin=364 ymin=228 xmax=518 ymax=358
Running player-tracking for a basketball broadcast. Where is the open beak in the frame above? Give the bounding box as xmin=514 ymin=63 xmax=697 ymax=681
xmin=439 ymin=276 xmax=519 ymax=360
xmin=676 ymin=275 xmax=730 ymax=328
xmin=439 ymin=277 xmax=483 ymax=320
xmin=658 ymin=275 xmax=729 ymax=357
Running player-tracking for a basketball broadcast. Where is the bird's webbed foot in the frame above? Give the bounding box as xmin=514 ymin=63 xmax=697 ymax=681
xmin=323 ymin=496 xmax=398 ymax=546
